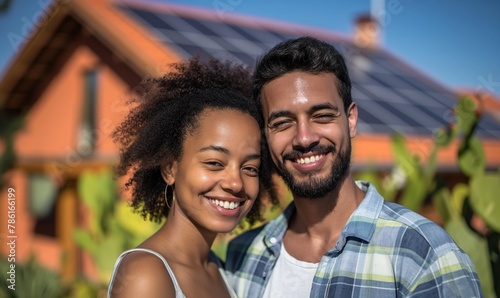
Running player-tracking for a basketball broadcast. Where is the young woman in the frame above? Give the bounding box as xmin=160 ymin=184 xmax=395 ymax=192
xmin=107 ymin=58 xmax=277 ymax=297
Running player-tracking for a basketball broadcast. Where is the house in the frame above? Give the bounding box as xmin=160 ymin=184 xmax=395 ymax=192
xmin=1 ymin=0 xmax=499 ymax=281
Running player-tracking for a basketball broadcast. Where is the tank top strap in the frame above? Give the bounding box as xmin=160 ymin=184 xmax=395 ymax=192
xmin=107 ymin=248 xmax=184 ymax=298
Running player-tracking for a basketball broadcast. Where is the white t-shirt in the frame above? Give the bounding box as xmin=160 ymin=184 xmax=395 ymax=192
xmin=262 ymin=244 xmax=319 ymax=298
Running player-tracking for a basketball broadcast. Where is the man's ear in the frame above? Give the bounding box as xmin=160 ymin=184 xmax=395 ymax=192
xmin=347 ymin=102 xmax=358 ymax=138
xmin=160 ymin=161 xmax=178 ymax=185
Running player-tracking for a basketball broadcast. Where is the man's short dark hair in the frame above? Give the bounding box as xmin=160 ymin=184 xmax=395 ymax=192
xmin=253 ymin=36 xmax=352 ymax=113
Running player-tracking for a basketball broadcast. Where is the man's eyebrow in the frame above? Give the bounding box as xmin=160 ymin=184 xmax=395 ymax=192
xmin=268 ymin=110 xmax=293 ymax=123
xmin=309 ymin=103 xmax=339 ymax=113
xmin=267 ymin=103 xmax=340 ymax=123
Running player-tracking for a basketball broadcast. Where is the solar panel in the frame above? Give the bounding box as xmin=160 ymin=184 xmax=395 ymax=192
xmin=118 ymin=5 xmax=500 ymax=138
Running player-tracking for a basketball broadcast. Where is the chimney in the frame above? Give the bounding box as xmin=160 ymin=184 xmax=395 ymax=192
xmin=353 ymin=14 xmax=380 ymax=48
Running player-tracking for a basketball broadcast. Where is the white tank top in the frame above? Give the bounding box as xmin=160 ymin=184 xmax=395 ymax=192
xmin=107 ymin=248 xmax=237 ymax=298
xmin=263 ymin=244 xmax=319 ymax=298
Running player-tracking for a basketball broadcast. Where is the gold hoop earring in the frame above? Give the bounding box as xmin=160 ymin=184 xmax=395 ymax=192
xmin=164 ymin=184 xmax=175 ymax=209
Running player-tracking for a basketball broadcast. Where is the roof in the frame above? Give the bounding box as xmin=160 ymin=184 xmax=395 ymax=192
xmin=1 ymin=0 xmax=499 ymax=140
xmin=116 ymin=0 xmax=500 ymax=139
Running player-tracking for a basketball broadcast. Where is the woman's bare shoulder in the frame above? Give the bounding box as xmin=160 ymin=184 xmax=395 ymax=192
xmin=108 ymin=251 xmax=177 ymax=298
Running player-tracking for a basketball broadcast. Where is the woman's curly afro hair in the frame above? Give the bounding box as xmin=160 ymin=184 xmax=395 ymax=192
xmin=113 ymin=57 xmax=277 ymax=224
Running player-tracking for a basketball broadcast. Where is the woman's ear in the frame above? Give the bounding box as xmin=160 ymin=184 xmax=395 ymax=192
xmin=160 ymin=161 xmax=178 ymax=185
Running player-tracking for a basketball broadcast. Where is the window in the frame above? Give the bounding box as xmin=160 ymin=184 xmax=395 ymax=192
xmin=77 ymin=69 xmax=98 ymax=158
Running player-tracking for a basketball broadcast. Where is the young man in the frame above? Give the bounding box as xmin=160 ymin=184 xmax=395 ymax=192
xmin=225 ymin=37 xmax=483 ymax=297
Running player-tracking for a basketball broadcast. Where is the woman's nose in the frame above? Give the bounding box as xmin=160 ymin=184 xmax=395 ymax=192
xmin=220 ymin=167 xmax=244 ymax=194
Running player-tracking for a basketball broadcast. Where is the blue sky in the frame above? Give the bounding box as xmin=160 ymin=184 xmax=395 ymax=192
xmin=1 ymin=0 xmax=499 ymax=97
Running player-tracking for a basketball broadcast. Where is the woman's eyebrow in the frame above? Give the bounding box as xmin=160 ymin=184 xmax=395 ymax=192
xmin=244 ymin=154 xmax=261 ymax=162
xmin=199 ymin=146 xmax=261 ymax=161
xmin=199 ymin=145 xmax=229 ymax=154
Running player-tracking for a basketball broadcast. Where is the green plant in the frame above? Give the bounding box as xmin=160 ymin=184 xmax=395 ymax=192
xmin=73 ymin=169 xmax=162 ymax=286
xmin=443 ymin=97 xmax=499 ymax=298
xmin=356 ymin=96 xmax=499 ymax=297
xmin=63 ymin=277 xmax=102 ymax=298
xmin=0 ymin=256 xmax=64 ymax=298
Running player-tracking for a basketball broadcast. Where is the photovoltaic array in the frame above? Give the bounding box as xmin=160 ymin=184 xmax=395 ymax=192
xmin=119 ymin=4 xmax=499 ymax=138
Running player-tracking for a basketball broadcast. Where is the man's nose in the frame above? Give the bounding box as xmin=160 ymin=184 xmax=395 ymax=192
xmin=292 ymin=121 xmax=320 ymax=149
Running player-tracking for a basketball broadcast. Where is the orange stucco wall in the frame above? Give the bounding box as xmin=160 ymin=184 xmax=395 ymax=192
xmin=15 ymin=45 xmax=130 ymax=159
xmin=95 ymin=65 xmax=135 ymax=156
xmin=353 ymin=133 xmax=500 ymax=168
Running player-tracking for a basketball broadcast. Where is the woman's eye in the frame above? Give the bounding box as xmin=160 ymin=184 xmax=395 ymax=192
xmin=204 ymin=161 xmax=223 ymax=168
xmin=242 ymin=166 xmax=259 ymax=176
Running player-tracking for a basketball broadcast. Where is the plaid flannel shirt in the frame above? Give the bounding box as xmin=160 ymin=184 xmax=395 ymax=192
xmin=225 ymin=181 xmax=483 ymax=297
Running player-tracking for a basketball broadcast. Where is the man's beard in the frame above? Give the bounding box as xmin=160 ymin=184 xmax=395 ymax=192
xmin=275 ymin=141 xmax=351 ymax=199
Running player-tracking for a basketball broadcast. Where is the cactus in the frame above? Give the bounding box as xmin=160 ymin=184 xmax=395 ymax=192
xmin=357 ymin=96 xmax=499 ymax=297
xmin=453 ymin=97 xmax=499 ymax=297
xmin=469 ymin=172 xmax=500 ymax=232
xmin=381 ymin=131 xmax=439 ymax=212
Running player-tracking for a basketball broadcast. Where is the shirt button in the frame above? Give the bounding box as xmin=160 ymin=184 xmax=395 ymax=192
xmin=269 ymin=237 xmax=277 ymax=244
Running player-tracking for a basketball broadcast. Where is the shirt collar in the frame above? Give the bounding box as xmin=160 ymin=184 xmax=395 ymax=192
xmin=342 ymin=181 xmax=384 ymax=242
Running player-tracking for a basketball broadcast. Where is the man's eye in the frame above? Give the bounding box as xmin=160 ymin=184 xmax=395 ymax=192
xmin=314 ymin=114 xmax=335 ymax=121
xmin=270 ymin=120 xmax=292 ymax=129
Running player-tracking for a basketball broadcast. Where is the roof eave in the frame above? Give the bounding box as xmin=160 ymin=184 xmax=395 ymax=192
xmin=0 ymin=1 xmax=69 ymax=109
xmin=66 ymin=0 xmax=180 ymax=78
xmin=0 ymin=0 xmax=181 ymax=111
